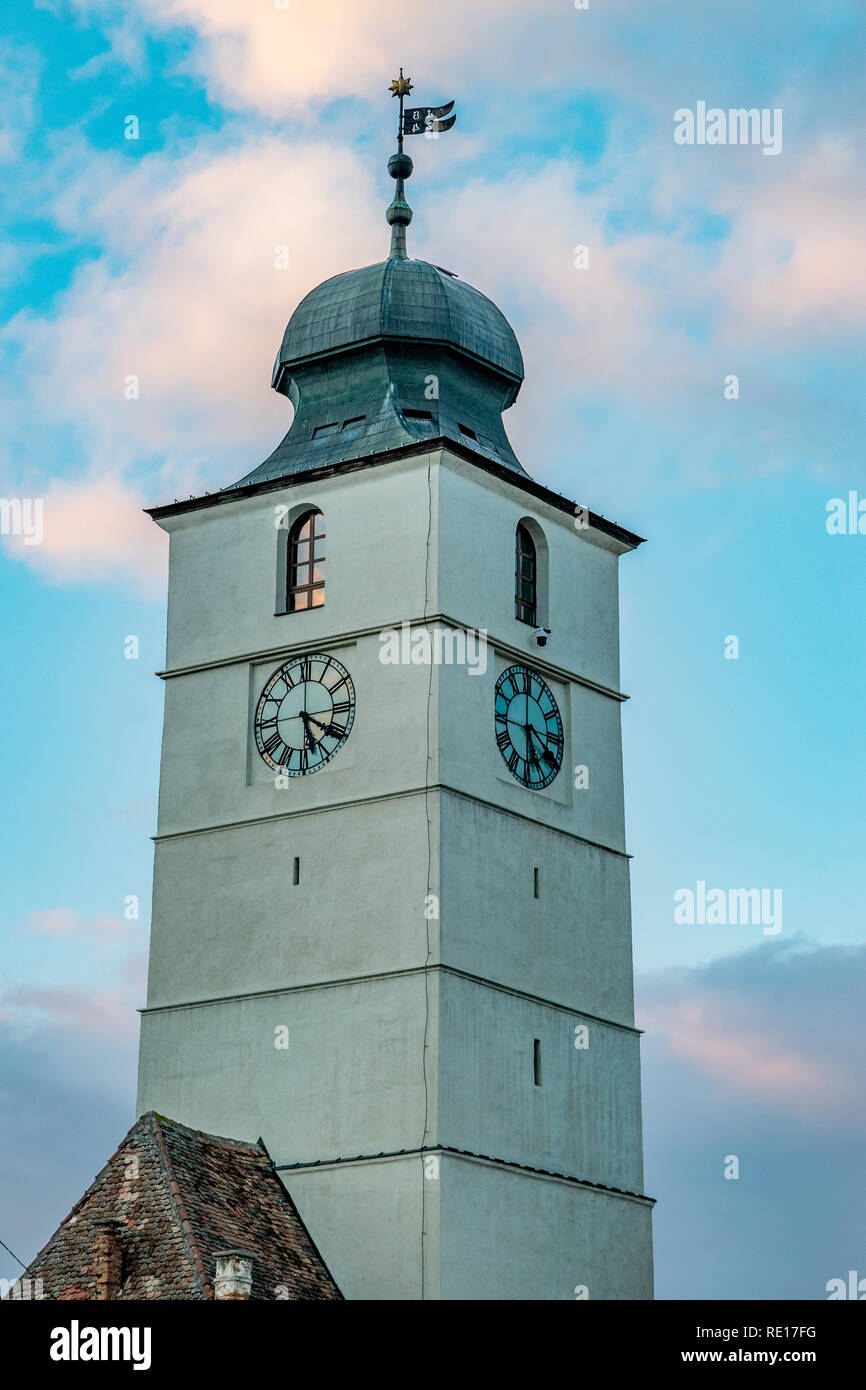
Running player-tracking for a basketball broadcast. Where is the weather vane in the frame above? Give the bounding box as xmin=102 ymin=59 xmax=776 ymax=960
xmin=386 ymin=69 xmax=457 ymax=259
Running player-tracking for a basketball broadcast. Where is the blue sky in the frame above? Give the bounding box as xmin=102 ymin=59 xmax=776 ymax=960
xmin=1 ymin=0 xmax=865 ymax=1298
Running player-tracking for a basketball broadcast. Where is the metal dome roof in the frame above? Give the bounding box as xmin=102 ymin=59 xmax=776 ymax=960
xmin=275 ymin=256 xmax=524 ymax=382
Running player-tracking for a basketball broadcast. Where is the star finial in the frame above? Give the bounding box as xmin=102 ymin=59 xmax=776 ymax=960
xmin=389 ymin=73 xmax=413 ymax=99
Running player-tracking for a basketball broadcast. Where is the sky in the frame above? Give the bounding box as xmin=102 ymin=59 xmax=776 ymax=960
xmin=1 ymin=0 xmax=865 ymax=1299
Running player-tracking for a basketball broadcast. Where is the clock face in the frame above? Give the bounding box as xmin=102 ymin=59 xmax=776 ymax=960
xmin=254 ymin=653 xmax=355 ymax=776
xmin=494 ymin=664 xmax=563 ymax=789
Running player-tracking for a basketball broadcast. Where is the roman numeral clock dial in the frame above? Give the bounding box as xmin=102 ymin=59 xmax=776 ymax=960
xmin=494 ymin=664 xmax=564 ymax=789
xmin=254 ymin=653 xmax=355 ymax=776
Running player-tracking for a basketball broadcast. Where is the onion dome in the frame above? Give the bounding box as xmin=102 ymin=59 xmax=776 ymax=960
xmin=232 ymin=135 xmax=525 ymax=488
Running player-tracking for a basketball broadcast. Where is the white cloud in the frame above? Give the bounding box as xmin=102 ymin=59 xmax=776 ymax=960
xmin=0 ymin=40 xmax=39 ymax=165
xmin=64 ymin=0 xmax=532 ymax=116
xmin=4 ymin=1 xmax=865 ymax=592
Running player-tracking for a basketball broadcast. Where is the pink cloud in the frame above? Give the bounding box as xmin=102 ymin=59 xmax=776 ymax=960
xmin=4 ymin=911 xmax=147 ymax=1047
xmin=25 ymin=907 xmax=81 ymax=937
xmin=120 ymin=954 xmax=149 ymax=993
xmin=1 ymin=475 xmax=167 ymax=596
xmin=638 ymin=945 xmax=866 ymax=1129
xmin=26 ymin=907 xmax=138 ymax=945
xmin=641 ymin=992 xmax=833 ymax=1104
xmin=715 ymin=137 xmax=866 ymax=328
xmin=1 ymin=984 xmax=141 ymax=1042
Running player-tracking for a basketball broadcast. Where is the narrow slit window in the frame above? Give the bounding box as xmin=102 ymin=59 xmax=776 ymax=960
xmin=292 ymin=856 xmax=300 ymax=886
xmin=533 ymin=867 xmax=540 ymax=899
xmin=533 ymin=1039 xmax=543 ymax=1087
xmin=515 ymin=523 xmax=537 ymax=625
xmin=287 ymin=509 xmax=325 ymax=612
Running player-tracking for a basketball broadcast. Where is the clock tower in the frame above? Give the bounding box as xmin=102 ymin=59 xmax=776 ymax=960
xmin=137 ymin=125 xmax=654 ymax=1300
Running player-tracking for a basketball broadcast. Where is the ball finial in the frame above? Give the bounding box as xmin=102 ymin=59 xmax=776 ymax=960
xmin=388 ymin=151 xmax=413 ymax=182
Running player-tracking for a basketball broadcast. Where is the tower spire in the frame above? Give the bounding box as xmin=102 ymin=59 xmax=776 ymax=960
xmin=386 ymin=72 xmax=458 ymax=260
xmin=387 ymin=70 xmax=414 ymax=259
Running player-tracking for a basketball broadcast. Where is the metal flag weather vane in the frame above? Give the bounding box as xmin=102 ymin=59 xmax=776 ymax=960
xmin=386 ymin=69 xmax=457 ymax=259
xmin=402 ymin=100 xmax=456 ymax=136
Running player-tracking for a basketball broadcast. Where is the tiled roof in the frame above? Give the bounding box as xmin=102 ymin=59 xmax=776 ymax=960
xmin=228 ymin=255 xmax=528 ymax=490
xmin=277 ymin=258 xmax=524 ymax=381
xmin=19 ymin=1112 xmax=341 ymax=1300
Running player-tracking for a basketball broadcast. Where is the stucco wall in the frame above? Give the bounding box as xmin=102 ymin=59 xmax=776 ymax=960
xmin=138 ymin=971 xmax=437 ymax=1167
xmin=139 ymin=445 xmax=651 ymax=1299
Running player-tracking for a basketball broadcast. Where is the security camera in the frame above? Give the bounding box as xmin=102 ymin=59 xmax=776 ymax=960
xmin=533 ymin=627 xmax=551 ymax=648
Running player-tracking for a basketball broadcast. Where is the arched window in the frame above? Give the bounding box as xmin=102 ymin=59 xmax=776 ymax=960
xmin=287 ymin=509 xmax=325 ymax=611
xmin=515 ymin=523 xmax=537 ymax=625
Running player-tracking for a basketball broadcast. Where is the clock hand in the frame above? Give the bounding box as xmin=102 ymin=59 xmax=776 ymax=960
xmin=510 ymin=719 xmax=534 ymax=760
xmin=299 ymin=710 xmax=316 ymax=750
xmin=306 ymin=712 xmax=341 ymax=739
xmin=525 ymin=724 xmax=546 ymax=761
